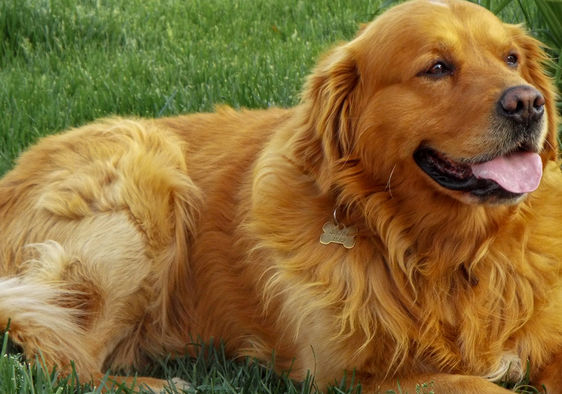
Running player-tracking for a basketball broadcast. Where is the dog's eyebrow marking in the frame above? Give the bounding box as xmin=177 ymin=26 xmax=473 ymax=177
xmin=428 ymin=0 xmax=449 ymax=7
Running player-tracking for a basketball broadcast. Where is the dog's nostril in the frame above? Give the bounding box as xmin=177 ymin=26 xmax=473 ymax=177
xmin=531 ymin=92 xmax=545 ymax=121
xmin=534 ymin=93 xmax=545 ymax=110
xmin=501 ymin=96 xmax=519 ymax=114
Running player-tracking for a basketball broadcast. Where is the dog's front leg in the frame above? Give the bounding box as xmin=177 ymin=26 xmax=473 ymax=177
xmin=92 ymin=373 xmax=191 ymax=393
xmin=361 ymin=373 xmax=514 ymax=393
xmin=533 ymin=351 xmax=562 ymax=394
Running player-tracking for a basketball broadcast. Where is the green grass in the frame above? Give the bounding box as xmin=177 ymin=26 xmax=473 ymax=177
xmin=0 ymin=0 xmax=560 ymax=393
xmin=0 ymin=0 xmax=382 ymax=176
xmin=1 ymin=330 xmax=363 ymax=394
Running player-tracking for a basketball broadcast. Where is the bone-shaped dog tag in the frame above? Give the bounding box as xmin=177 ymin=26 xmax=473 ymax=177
xmin=320 ymin=221 xmax=356 ymax=249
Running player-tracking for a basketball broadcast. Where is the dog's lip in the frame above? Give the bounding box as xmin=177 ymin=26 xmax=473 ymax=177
xmin=412 ymin=146 xmax=530 ymax=200
xmin=413 ymin=146 xmax=481 ymax=190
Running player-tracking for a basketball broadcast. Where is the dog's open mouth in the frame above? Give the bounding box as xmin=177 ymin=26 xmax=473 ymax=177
xmin=413 ymin=147 xmax=543 ymax=199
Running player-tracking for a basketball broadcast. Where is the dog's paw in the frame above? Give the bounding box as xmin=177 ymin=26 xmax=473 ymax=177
xmin=167 ymin=377 xmax=192 ymax=392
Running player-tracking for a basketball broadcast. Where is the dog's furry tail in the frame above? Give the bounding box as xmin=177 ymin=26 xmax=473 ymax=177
xmin=0 ymin=277 xmax=96 ymax=371
xmin=0 ymin=277 xmax=78 ymax=333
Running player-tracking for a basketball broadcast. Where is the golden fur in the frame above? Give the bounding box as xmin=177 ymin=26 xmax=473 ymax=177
xmin=1 ymin=0 xmax=562 ymax=392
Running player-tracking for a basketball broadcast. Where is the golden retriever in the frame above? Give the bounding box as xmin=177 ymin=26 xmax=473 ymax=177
xmin=1 ymin=0 xmax=561 ymax=392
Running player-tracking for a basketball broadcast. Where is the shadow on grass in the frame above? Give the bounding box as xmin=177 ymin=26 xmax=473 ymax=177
xmin=1 ymin=328 xmax=362 ymax=393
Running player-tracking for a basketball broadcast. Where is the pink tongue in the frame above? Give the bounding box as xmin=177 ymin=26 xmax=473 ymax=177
xmin=471 ymin=152 xmax=542 ymax=193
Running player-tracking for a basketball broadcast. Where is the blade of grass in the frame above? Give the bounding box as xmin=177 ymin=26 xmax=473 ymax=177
xmin=492 ymin=0 xmax=515 ymax=14
xmin=535 ymin=0 xmax=562 ymax=48
xmin=516 ymin=0 xmax=534 ymax=26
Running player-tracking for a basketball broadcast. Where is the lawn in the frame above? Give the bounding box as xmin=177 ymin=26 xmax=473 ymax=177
xmin=0 ymin=0 xmax=382 ymax=176
xmin=0 ymin=0 xmax=559 ymax=393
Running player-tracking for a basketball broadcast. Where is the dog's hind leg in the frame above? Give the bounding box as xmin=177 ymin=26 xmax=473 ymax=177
xmin=0 ymin=212 xmax=189 ymax=391
xmin=0 ymin=119 xmax=203 ymax=390
xmin=0 ymin=213 xmax=147 ymax=367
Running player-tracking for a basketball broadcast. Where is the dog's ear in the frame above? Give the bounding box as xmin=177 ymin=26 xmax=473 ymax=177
xmin=511 ymin=25 xmax=559 ymax=161
xmin=298 ymin=44 xmax=360 ymax=181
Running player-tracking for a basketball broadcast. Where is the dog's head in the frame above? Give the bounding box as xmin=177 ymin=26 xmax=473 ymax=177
xmin=302 ymin=0 xmax=558 ymax=205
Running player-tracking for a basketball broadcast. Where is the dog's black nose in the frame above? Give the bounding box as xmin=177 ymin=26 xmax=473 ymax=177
xmin=498 ymin=85 xmax=545 ymax=126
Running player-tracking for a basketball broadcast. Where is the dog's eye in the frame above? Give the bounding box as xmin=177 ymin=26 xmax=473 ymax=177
xmin=423 ymin=61 xmax=453 ymax=78
xmin=506 ymin=53 xmax=518 ymax=67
